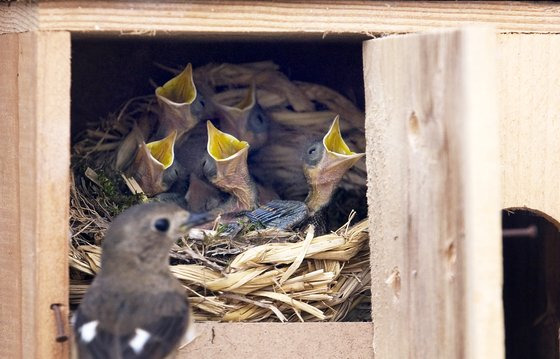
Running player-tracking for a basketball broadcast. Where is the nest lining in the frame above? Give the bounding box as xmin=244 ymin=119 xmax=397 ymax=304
xmin=70 ymin=61 xmax=371 ymax=322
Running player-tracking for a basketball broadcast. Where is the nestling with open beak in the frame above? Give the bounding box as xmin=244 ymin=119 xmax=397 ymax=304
xmin=245 ymin=116 xmax=365 ymax=234
xmin=127 ymin=130 xmax=178 ymax=197
xmin=202 ymin=121 xmax=258 ymax=213
xmin=73 ymin=203 xmax=210 ymax=359
xmin=155 ymin=63 xmax=207 ymax=140
xmin=214 ymin=83 xmax=270 ymax=151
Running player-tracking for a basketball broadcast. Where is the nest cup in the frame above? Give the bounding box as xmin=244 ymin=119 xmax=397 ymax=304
xmin=69 ymin=61 xmax=370 ymax=322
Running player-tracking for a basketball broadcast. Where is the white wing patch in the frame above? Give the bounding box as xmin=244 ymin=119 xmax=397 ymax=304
xmin=183 ymin=324 xmax=197 ymax=345
xmin=78 ymin=320 xmax=99 ymax=343
xmin=129 ymin=328 xmax=152 ymax=354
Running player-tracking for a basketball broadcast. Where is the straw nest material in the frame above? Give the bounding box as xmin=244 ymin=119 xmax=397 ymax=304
xmin=70 ymin=61 xmax=371 ymax=322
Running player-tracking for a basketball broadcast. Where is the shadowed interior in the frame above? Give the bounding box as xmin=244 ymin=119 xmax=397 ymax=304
xmin=502 ymin=209 xmax=560 ymax=359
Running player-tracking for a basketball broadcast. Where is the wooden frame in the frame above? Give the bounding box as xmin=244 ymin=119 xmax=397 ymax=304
xmin=0 ymin=32 xmax=71 ymax=358
xmin=1 ymin=1 xmax=560 ymax=358
xmin=2 ymin=1 xmax=560 ymax=35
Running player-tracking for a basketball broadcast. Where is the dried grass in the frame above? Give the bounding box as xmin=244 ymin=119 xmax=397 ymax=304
xmin=69 ymin=61 xmax=371 ymax=322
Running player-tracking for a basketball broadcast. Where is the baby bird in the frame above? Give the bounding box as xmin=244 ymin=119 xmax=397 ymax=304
xmin=203 ymin=121 xmax=257 ymax=212
xmin=214 ymin=83 xmax=270 ymax=151
xmin=73 ymin=203 xmax=209 ymax=359
xmin=245 ymin=116 xmax=364 ymax=234
xmin=128 ymin=130 xmax=178 ymax=197
xmin=180 ymin=121 xmax=278 ymax=218
xmin=155 ymin=63 xmax=207 ymax=140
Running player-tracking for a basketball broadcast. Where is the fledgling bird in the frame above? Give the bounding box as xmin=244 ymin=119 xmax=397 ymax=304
xmin=126 ymin=130 xmax=178 ymax=197
xmin=179 ymin=121 xmax=277 ymax=217
xmin=203 ymin=121 xmax=257 ymax=212
xmin=214 ymin=83 xmax=270 ymax=151
xmin=155 ymin=63 xmax=207 ymax=140
xmin=73 ymin=203 xmax=209 ymax=359
xmin=244 ymin=116 xmax=365 ymax=234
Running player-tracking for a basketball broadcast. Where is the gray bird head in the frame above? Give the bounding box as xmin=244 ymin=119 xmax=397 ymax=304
xmin=101 ymin=202 xmax=209 ymax=272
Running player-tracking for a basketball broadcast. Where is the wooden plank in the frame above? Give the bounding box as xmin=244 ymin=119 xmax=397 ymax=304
xmin=2 ymin=1 xmax=560 ymax=35
xmin=17 ymin=31 xmax=71 ymax=358
xmin=0 ymin=2 xmax=38 ymax=33
xmin=363 ymin=27 xmax=502 ymax=358
xmin=498 ymin=34 xmax=560 ymax=223
xmin=0 ymin=33 xmax=23 ymax=359
xmin=179 ymin=322 xmax=373 ymax=358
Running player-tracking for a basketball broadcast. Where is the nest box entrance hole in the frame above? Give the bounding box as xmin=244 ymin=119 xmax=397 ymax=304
xmin=503 ymin=209 xmax=560 ymax=358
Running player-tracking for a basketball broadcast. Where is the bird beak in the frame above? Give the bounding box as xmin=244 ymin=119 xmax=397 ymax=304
xmin=130 ymin=130 xmax=177 ymax=196
xmin=206 ymin=120 xmax=250 ymax=185
xmin=155 ymin=63 xmax=200 ymax=137
xmin=180 ymin=211 xmax=212 ymax=231
xmin=215 ymin=83 xmax=256 ymax=141
xmin=321 ymin=115 xmax=365 ymax=173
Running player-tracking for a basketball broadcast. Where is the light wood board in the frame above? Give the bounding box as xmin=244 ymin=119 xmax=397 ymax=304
xmin=179 ymin=322 xmax=373 ymax=358
xmin=363 ymin=27 xmax=503 ymax=358
xmin=1 ymin=1 xmax=560 ymax=36
xmin=0 ymin=31 xmax=72 ymax=358
xmin=0 ymin=33 xmax=23 ymax=359
xmin=498 ymin=34 xmax=560 ymax=224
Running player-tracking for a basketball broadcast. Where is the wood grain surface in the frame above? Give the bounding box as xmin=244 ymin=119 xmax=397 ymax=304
xmin=364 ymin=27 xmax=503 ymax=358
xmin=1 ymin=1 xmax=560 ymax=36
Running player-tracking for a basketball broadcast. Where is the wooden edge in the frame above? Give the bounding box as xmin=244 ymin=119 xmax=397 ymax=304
xmin=17 ymin=31 xmax=71 ymax=358
xmin=2 ymin=1 xmax=560 ymax=35
xmin=0 ymin=33 xmax=23 ymax=359
xmin=179 ymin=322 xmax=373 ymax=358
xmin=459 ymin=27 xmax=503 ymax=359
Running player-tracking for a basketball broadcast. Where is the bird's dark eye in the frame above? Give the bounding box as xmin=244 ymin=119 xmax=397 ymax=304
xmin=199 ymin=99 xmax=206 ymax=108
xmin=308 ymin=147 xmax=316 ymax=155
xmin=257 ymin=114 xmax=264 ymax=123
xmin=154 ymin=218 xmax=170 ymax=232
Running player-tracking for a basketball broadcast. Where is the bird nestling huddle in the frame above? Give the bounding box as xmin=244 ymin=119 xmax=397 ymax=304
xmin=115 ymin=62 xmax=365 ymax=234
xmin=74 ymin=63 xmax=365 ymax=358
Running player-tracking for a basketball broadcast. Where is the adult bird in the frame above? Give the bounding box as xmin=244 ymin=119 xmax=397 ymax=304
xmin=73 ymin=203 xmax=209 ymax=359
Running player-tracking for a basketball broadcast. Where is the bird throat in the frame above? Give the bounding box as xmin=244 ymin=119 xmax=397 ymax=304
xmin=305 ymin=179 xmax=338 ymax=215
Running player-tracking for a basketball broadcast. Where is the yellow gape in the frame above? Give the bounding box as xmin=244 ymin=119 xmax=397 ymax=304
xmin=146 ymin=130 xmax=177 ymax=169
xmin=207 ymin=121 xmax=249 ymax=161
xmin=155 ymin=63 xmax=197 ymax=105
xmin=323 ymin=116 xmax=355 ymax=156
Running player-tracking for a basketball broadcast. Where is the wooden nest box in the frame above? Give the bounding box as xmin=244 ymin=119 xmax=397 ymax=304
xmin=2 ymin=2 xmax=560 ymax=358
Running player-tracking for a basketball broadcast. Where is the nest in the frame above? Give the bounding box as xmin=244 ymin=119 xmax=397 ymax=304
xmin=70 ymin=61 xmax=371 ymax=322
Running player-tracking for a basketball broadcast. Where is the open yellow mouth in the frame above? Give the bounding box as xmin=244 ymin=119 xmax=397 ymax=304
xmin=206 ymin=121 xmax=249 ymax=160
xmin=323 ymin=116 xmax=355 ymax=156
xmin=155 ymin=63 xmax=197 ymax=104
xmin=146 ymin=130 xmax=177 ymax=169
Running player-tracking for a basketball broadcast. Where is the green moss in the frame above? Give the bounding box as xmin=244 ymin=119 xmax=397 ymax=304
xmin=90 ymin=169 xmax=146 ymax=216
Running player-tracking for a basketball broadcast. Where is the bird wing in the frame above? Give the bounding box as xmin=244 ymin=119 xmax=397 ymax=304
xmin=74 ymin=290 xmax=190 ymax=359
xmin=246 ymin=200 xmax=309 ymax=230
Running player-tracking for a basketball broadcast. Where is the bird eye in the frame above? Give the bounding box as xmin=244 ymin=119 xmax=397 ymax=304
xmin=257 ymin=114 xmax=264 ymax=123
xmin=308 ymin=147 xmax=316 ymax=155
xmin=199 ymin=99 xmax=206 ymax=108
xmin=153 ymin=218 xmax=170 ymax=232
